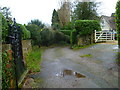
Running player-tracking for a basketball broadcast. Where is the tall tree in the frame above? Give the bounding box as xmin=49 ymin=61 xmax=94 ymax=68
xmin=28 ymin=19 xmax=45 ymax=29
xmin=57 ymin=0 xmax=71 ymax=28
xmin=72 ymin=1 xmax=100 ymax=21
xmin=26 ymin=24 xmax=41 ymax=47
xmin=51 ymin=9 xmax=60 ymax=30
xmin=0 ymin=7 xmax=11 ymax=19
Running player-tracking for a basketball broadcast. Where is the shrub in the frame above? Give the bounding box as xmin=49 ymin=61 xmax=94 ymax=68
xmin=40 ymin=29 xmax=70 ymax=46
xmin=26 ymin=24 xmax=41 ymax=46
xmin=61 ymin=22 xmax=74 ymax=30
xmin=40 ymin=28 xmax=54 ymax=46
xmin=53 ymin=30 xmax=70 ymax=44
xmin=60 ymin=30 xmax=72 ymax=36
xmin=1 ymin=13 xmax=8 ymax=43
xmin=52 ymin=23 xmax=60 ymax=30
xmin=19 ymin=24 xmax=31 ymax=40
xmin=26 ymin=24 xmax=70 ymax=46
xmin=75 ymin=20 xmax=101 ymax=35
xmin=70 ymin=29 xmax=77 ymax=45
xmin=116 ymin=1 xmax=120 ymax=48
xmin=28 ymin=19 xmax=45 ymax=29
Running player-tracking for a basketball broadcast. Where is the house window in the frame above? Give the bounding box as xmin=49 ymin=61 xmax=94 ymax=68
xmin=101 ymin=20 xmax=104 ymax=27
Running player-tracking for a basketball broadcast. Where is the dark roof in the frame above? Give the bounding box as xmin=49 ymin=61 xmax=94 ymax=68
xmin=101 ymin=15 xmax=116 ymax=30
xmin=111 ymin=13 xmax=115 ymax=17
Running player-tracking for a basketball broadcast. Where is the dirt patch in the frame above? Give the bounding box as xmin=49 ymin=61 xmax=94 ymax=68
xmin=99 ymin=41 xmax=118 ymax=45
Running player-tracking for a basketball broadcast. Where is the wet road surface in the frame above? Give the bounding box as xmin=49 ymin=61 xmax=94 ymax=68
xmin=23 ymin=43 xmax=119 ymax=88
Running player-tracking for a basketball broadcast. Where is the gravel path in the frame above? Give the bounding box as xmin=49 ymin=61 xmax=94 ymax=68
xmin=23 ymin=43 xmax=119 ymax=88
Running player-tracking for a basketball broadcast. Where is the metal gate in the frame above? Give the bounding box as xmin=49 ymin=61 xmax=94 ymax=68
xmin=95 ymin=30 xmax=115 ymax=42
xmin=8 ymin=18 xmax=26 ymax=88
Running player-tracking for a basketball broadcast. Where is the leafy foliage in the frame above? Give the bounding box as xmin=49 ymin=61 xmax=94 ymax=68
xmin=52 ymin=23 xmax=61 ymax=30
xmin=75 ymin=20 xmax=101 ymax=35
xmin=60 ymin=30 xmax=72 ymax=36
xmin=26 ymin=20 xmax=70 ymax=47
xmin=53 ymin=30 xmax=70 ymax=44
xmin=1 ymin=13 xmax=8 ymax=43
xmin=61 ymin=22 xmax=75 ymax=30
xmin=70 ymin=29 xmax=77 ymax=45
xmin=51 ymin=9 xmax=60 ymax=30
xmin=116 ymin=0 xmax=120 ymax=48
xmin=26 ymin=19 xmax=46 ymax=47
xmin=40 ymin=28 xmax=54 ymax=46
xmin=57 ymin=1 xmax=71 ymax=28
xmin=1 ymin=12 xmax=31 ymax=43
xmin=2 ymin=50 xmax=16 ymax=88
xmin=73 ymin=2 xmax=100 ymax=21
xmin=26 ymin=46 xmax=41 ymax=72
xmin=28 ymin=19 xmax=45 ymax=29
xmin=40 ymin=29 xmax=70 ymax=46
xmin=0 ymin=7 xmax=11 ymax=19
xmin=26 ymin=24 xmax=41 ymax=46
xmin=19 ymin=24 xmax=31 ymax=40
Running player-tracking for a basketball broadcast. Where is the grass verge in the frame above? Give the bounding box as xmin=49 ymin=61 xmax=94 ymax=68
xmin=0 ymin=52 xmax=1 ymax=78
xmin=26 ymin=46 xmax=42 ymax=73
xmin=71 ymin=43 xmax=96 ymax=50
xmin=80 ymin=54 xmax=92 ymax=58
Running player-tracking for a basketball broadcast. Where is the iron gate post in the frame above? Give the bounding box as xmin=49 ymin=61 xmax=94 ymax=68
xmin=8 ymin=18 xmax=18 ymax=89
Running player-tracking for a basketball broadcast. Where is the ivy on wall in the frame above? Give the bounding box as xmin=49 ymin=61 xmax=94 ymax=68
xmin=116 ymin=0 xmax=120 ymax=48
xmin=0 ymin=13 xmax=8 ymax=43
xmin=2 ymin=50 xmax=16 ymax=88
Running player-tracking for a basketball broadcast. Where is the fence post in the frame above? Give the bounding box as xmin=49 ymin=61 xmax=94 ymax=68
xmin=106 ymin=32 xmax=107 ymax=41
xmin=113 ymin=32 xmax=115 ymax=41
xmin=95 ymin=30 xmax=96 ymax=42
xmin=111 ymin=32 xmax=112 ymax=40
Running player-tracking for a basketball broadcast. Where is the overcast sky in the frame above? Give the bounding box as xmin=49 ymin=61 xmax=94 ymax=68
xmin=0 ymin=0 xmax=118 ymax=25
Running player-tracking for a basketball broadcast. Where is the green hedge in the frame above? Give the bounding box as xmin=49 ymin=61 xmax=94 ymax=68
xmin=70 ymin=29 xmax=77 ymax=45
xmin=61 ymin=22 xmax=74 ymax=30
xmin=1 ymin=13 xmax=8 ymax=42
xmin=116 ymin=1 xmax=120 ymax=48
xmin=54 ymin=30 xmax=70 ymax=44
xmin=75 ymin=20 xmax=101 ymax=35
xmin=1 ymin=13 xmax=31 ymax=42
xmin=39 ymin=29 xmax=70 ymax=46
xmin=60 ymin=30 xmax=72 ymax=36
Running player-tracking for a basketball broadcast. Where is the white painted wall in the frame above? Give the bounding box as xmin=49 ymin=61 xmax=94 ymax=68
xmin=100 ymin=18 xmax=111 ymax=31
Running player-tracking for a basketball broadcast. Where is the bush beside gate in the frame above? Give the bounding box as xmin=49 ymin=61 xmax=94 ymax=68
xmin=74 ymin=20 xmax=101 ymax=46
xmin=116 ymin=1 xmax=120 ymax=48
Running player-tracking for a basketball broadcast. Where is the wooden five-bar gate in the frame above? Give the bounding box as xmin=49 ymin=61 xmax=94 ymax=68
xmin=95 ymin=30 xmax=115 ymax=43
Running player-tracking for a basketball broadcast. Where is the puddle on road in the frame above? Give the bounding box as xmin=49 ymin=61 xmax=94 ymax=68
xmin=62 ymin=69 xmax=86 ymax=78
xmin=113 ymin=45 xmax=118 ymax=50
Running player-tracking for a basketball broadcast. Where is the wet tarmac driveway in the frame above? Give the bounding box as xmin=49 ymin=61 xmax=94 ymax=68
xmin=23 ymin=43 xmax=119 ymax=88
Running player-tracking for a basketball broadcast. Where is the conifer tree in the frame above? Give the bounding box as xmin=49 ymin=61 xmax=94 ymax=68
xmin=51 ymin=9 xmax=60 ymax=30
xmin=73 ymin=2 xmax=100 ymax=21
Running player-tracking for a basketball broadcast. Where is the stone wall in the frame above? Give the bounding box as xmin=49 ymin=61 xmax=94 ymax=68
xmin=2 ymin=40 xmax=32 ymax=88
xmin=2 ymin=44 xmax=11 ymax=52
xmin=77 ymin=34 xmax=94 ymax=46
xmin=22 ymin=40 xmax=32 ymax=56
xmin=2 ymin=40 xmax=32 ymax=66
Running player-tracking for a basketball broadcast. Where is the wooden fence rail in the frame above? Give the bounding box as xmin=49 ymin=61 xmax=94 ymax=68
xmin=95 ymin=30 xmax=115 ymax=42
